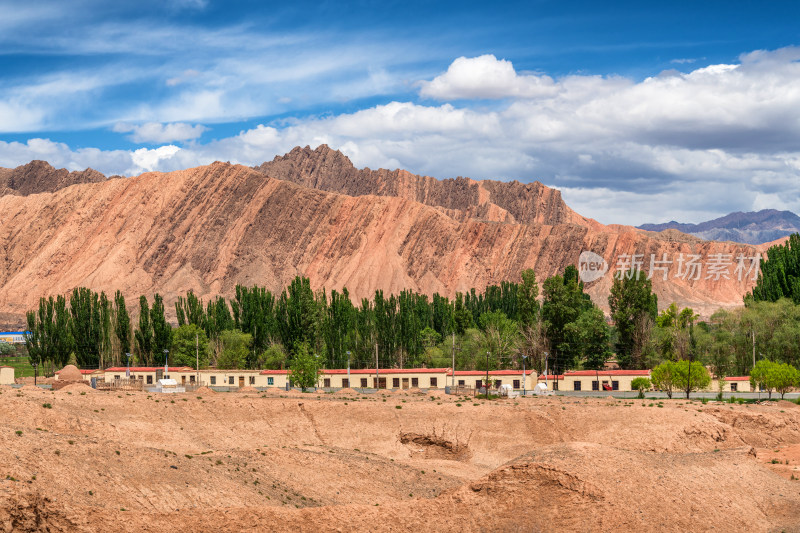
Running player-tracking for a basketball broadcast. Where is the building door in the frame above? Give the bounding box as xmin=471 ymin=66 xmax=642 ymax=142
xmin=402 ymin=378 xmax=409 ymax=389
xmin=238 ymin=376 xmax=245 ymax=387
xmin=181 ymin=376 xmax=186 ymax=385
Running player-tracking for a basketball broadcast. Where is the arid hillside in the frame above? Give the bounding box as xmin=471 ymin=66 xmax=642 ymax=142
xmin=2 ymin=387 xmax=800 ymax=532
xmin=0 ymin=148 xmax=772 ymax=325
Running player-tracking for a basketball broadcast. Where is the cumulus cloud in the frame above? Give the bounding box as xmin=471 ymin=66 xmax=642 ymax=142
xmin=130 ymin=145 xmax=182 ymax=173
xmin=419 ymin=55 xmax=557 ymax=100
xmin=3 ymin=48 xmax=800 ymax=225
xmin=113 ymin=122 xmax=208 ymax=144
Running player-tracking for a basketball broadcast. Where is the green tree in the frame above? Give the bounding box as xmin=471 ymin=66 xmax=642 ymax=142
xmin=566 ymin=306 xmax=611 ymax=371
xmin=478 ymin=311 xmax=519 ymax=369
xmin=113 ymin=291 xmax=131 ymax=364
xmin=150 ymin=294 xmax=172 ymax=357
xmin=748 ymin=233 xmax=800 ymax=304
xmin=631 ymin=377 xmax=651 ymax=399
xmin=609 ymin=271 xmax=658 ymax=369
xmin=216 ymin=330 xmax=252 ymax=369
xmin=0 ymin=341 xmax=14 ymax=356
xmin=69 ymin=287 xmax=102 ymax=368
xmin=770 ymin=362 xmax=800 ymax=399
xmin=517 ymin=268 xmax=540 ymax=329
xmin=171 ymin=324 xmax=209 ymax=369
xmin=542 ymin=266 xmax=592 ymax=373
xmin=672 ymin=360 xmax=711 ymax=398
xmin=260 ymin=343 xmax=288 ymax=370
xmin=750 ymin=360 xmax=774 ymax=398
xmin=289 ymin=342 xmax=321 ymax=392
xmin=651 ymin=361 xmax=677 ymax=399
xmin=135 ymin=295 xmax=153 ymax=365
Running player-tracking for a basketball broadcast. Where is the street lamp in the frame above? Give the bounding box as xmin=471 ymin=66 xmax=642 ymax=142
xmin=346 ymin=351 xmax=351 ymax=389
xmin=544 ymin=351 xmax=549 ymax=392
xmin=163 ymin=349 xmax=169 ymax=377
xmin=125 ymin=352 xmax=131 ymax=378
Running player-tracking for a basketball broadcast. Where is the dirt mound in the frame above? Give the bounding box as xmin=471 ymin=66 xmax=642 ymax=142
xmin=400 ymin=432 xmax=471 ymax=460
xmin=335 ymin=387 xmax=358 ymax=395
xmin=2 ymin=394 xmax=800 ymax=531
xmin=58 ymin=365 xmax=82 ymax=382
xmin=195 ymin=386 xmax=215 ymax=394
xmin=55 ymin=382 xmax=93 ymax=393
xmin=777 ymin=400 xmax=799 ymax=409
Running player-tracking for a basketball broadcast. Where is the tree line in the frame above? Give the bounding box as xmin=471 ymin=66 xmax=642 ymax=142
xmin=23 ymin=233 xmax=800 ymax=378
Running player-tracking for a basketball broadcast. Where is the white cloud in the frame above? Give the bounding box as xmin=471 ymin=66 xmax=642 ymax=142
xmin=3 ymin=48 xmax=800 ymax=225
xmin=113 ymin=122 xmax=208 ymax=144
xmin=419 ymin=55 xmax=557 ymax=100
xmin=130 ymin=145 xmax=182 ymax=173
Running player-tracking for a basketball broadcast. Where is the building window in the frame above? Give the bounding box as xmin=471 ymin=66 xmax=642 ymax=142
xmin=574 ymin=381 xmax=581 ymax=391
xmin=730 ymin=382 xmax=738 ymax=392
xmin=513 ymin=379 xmax=520 ymax=389
xmin=430 ymin=377 xmax=437 ymax=388
xmin=114 ymin=375 xmax=120 ymax=380
xmin=393 ymin=378 xmax=400 ymax=388
xmin=553 ymin=381 xmax=559 ymax=391
xmin=249 ymin=376 xmax=255 ymax=385
xmin=210 ymin=376 xmax=216 ymax=385
xmin=458 ymin=379 xmax=465 ymax=386
xmin=342 ymin=378 xmax=349 ymax=388
xmin=267 ymin=377 xmax=274 ymax=385
xmin=411 ymin=377 xmax=419 ymax=387
xmin=190 ymin=375 xmax=196 ymax=383
xmin=361 ymin=378 xmax=368 ymax=388
xmin=476 ymin=380 xmax=482 ymax=388
xmin=612 ymin=381 xmax=619 ymax=391
xmin=592 ymin=380 xmax=599 ymax=391
xmin=324 ymin=378 xmax=331 ymax=387
xmin=228 ymin=376 xmax=234 ymax=385
xmin=494 ymin=380 xmax=501 ymax=388
xmin=147 ymin=375 xmax=153 ymax=384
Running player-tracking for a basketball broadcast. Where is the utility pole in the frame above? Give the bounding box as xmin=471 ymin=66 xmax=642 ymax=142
xmin=195 ymin=331 xmax=199 ymax=386
xmin=752 ymin=329 xmax=756 ymax=369
xmin=375 ymin=342 xmax=379 ymax=390
xmin=485 ymin=351 xmax=490 ymax=398
xmin=451 ymin=332 xmax=455 ymax=388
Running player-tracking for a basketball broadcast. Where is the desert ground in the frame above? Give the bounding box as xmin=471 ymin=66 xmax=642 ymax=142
xmin=2 ymin=385 xmax=800 ymax=532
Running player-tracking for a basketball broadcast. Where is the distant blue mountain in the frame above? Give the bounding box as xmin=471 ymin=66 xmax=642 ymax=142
xmin=638 ymin=209 xmax=800 ymax=245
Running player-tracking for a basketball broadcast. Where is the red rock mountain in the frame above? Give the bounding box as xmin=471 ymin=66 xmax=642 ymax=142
xmin=0 ymin=160 xmax=108 ymax=197
xmin=0 ymin=147 xmax=771 ymax=326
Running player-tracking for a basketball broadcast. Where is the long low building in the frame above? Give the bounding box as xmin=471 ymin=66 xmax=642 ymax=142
xmin=449 ymin=370 xmax=537 ymax=391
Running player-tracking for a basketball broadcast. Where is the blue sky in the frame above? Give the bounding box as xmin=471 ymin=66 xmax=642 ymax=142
xmin=1 ymin=0 xmax=799 ymax=224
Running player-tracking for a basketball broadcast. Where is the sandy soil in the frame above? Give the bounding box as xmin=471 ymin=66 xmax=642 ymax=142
xmin=2 ymin=388 xmax=800 ymax=532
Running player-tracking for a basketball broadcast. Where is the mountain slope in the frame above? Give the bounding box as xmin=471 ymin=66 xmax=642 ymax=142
xmin=0 ymin=148 xmax=773 ymax=325
xmin=0 ymin=160 xmax=108 ymax=197
xmin=638 ymin=209 xmax=800 ymax=245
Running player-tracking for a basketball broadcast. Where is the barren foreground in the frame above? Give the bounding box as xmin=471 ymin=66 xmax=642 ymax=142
xmin=2 ymin=386 xmax=800 ymax=532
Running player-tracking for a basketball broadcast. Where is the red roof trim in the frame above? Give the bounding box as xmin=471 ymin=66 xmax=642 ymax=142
xmin=538 ymin=375 xmax=564 ymax=380
xmin=724 ymin=376 xmax=750 ymax=381
xmin=104 ymin=367 xmax=194 ymax=372
xmin=564 ymin=370 xmax=651 ymax=377
xmin=55 ymin=368 xmax=102 ymax=374
xmin=259 ymin=370 xmax=291 ymax=375
xmin=324 ymin=368 xmax=450 ymax=375
xmin=450 ymin=370 xmax=534 ymax=376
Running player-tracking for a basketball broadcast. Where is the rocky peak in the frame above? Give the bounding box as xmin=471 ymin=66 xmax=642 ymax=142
xmin=0 ymin=160 xmax=107 ymax=197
